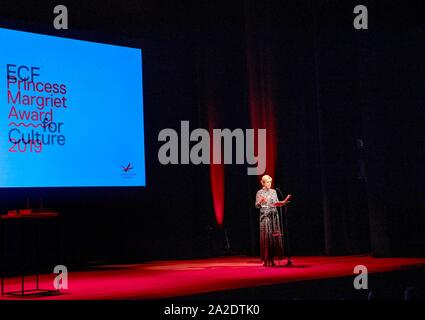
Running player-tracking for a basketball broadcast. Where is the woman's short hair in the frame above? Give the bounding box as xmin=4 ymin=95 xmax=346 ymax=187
xmin=261 ymin=175 xmax=272 ymax=185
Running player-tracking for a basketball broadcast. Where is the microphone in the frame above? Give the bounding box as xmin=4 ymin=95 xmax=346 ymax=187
xmin=276 ymin=188 xmax=292 ymax=202
xmin=275 ymin=188 xmax=284 ymax=199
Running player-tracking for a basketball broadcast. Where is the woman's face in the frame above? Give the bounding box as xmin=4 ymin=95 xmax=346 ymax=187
xmin=263 ymin=179 xmax=272 ymax=190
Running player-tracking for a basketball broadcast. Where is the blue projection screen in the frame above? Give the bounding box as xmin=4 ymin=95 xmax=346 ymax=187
xmin=0 ymin=28 xmax=145 ymax=187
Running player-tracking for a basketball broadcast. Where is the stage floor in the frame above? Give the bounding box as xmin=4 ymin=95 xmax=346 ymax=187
xmin=1 ymin=255 xmax=425 ymax=300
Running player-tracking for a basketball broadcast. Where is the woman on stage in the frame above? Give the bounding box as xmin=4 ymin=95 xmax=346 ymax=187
xmin=255 ymin=175 xmax=284 ymax=267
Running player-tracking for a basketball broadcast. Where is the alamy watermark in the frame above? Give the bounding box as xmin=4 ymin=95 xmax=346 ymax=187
xmin=51 ymin=4 xmax=368 ymax=31
xmin=158 ymin=121 xmax=267 ymax=175
xmin=353 ymin=265 xmax=368 ymax=290
xmin=53 ymin=5 xmax=68 ymax=30
xmin=53 ymin=264 xmax=68 ymax=290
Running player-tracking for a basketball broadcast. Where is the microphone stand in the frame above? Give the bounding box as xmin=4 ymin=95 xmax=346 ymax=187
xmin=283 ymin=204 xmax=292 ymax=266
xmin=276 ymin=188 xmax=293 ymax=267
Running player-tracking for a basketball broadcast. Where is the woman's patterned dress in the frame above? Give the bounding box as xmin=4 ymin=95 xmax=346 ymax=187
xmin=255 ymin=188 xmax=284 ymax=263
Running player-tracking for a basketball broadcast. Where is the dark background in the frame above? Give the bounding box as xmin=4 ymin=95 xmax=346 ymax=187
xmin=0 ymin=0 xmax=424 ymax=271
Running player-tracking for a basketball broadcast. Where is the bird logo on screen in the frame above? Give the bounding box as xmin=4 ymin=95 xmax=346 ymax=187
xmin=121 ymin=163 xmax=134 ymax=172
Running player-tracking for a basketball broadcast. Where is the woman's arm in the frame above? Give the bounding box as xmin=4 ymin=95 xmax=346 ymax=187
xmin=255 ymin=192 xmax=266 ymax=208
xmin=271 ymin=190 xmax=279 ymax=204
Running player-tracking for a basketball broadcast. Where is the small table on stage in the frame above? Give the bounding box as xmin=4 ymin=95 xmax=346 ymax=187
xmin=0 ymin=212 xmax=60 ymax=297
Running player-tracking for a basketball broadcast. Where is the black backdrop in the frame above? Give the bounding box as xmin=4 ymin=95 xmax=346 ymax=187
xmin=0 ymin=0 xmax=424 ymax=270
